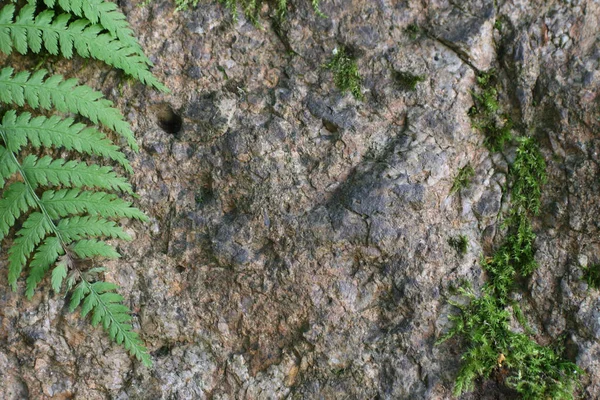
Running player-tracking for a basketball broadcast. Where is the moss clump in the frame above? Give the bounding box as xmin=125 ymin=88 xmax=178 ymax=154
xmin=448 ymin=235 xmax=469 ymax=256
xmin=395 ymin=71 xmax=426 ymax=91
xmin=439 ymin=287 xmax=582 ymax=399
xmin=582 ymin=263 xmax=600 ymax=289
xmin=405 ymin=23 xmax=421 ymax=40
xmin=469 ymin=70 xmax=513 ymax=152
xmin=324 ymin=47 xmax=363 ymax=100
xmin=451 ymin=164 xmax=475 ymax=194
xmin=161 ymin=0 xmax=323 ymax=22
xmin=440 ymin=69 xmax=582 ymax=398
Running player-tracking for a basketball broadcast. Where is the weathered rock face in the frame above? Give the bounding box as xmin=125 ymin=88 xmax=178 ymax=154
xmin=1 ymin=0 xmax=599 ymax=398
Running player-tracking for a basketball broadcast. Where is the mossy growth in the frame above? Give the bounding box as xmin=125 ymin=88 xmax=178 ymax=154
xmin=582 ymin=263 xmax=600 ymax=289
xmin=324 ymin=47 xmax=363 ymax=100
xmin=439 ymin=287 xmax=582 ymax=399
xmin=481 ymin=214 xmax=537 ymax=300
xmin=510 ymin=137 xmax=547 ymax=214
xmin=450 ymin=164 xmax=475 ymax=194
xmin=469 ymin=70 xmax=513 ymax=152
xmin=405 ymin=23 xmax=421 ymax=40
xmin=441 ymin=68 xmax=582 ymax=398
xmin=394 ymin=70 xmax=426 ymax=91
xmin=448 ymin=235 xmax=468 ymax=256
xmin=494 ymin=18 xmax=503 ymax=31
xmin=480 ymin=114 xmax=513 ymax=153
xmin=159 ymin=0 xmax=324 ymax=22
xmin=482 ymin=136 xmax=548 ymax=294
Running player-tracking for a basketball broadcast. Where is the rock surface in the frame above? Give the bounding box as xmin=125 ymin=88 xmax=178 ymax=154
xmin=1 ymin=0 xmax=600 ymax=398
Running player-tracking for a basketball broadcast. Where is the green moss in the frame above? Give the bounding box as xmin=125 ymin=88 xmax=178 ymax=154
xmin=448 ymin=235 xmax=469 ymax=256
xmin=510 ymin=137 xmax=547 ymax=214
xmin=394 ymin=71 xmax=426 ymax=91
xmin=494 ymin=18 xmax=503 ymax=31
xmin=451 ymin=164 xmax=475 ymax=194
xmin=405 ymin=23 xmax=421 ymax=40
xmin=481 ymin=115 xmax=513 ymax=152
xmin=582 ymin=263 xmax=600 ymax=289
xmin=158 ymin=0 xmax=323 ymax=22
xmin=441 ymin=69 xmax=582 ymax=398
xmin=469 ymin=70 xmax=514 ymax=152
xmin=439 ymin=287 xmax=582 ymax=399
xmin=324 ymin=47 xmax=363 ymax=100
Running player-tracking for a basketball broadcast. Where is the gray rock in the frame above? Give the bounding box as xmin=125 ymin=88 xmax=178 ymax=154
xmin=2 ymin=0 xmax=600 ymax=399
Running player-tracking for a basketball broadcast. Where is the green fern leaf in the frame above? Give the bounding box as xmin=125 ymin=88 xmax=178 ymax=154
xmin=25 ymin=236 xmax=64 ymax=298
xmin=1 ymin=0 xmax=154 ymax=366
xmin=0 ymin=182 xmax=36 ymax=241
xmin=57 ymin=216 xmax=131 ymax=242
xmin=44 ymin=0 xmax=150 ymax=62
xmin=0 ymin=4 xmax=166 ymax=92
xmin=1 ymin=110 xmax=131 ymax=172
xmin=69 ymin=281 xmax=89 ymax=311
xmin=51 ymin=262 xmax=68 ymax=293
xmin=0 ymin=68 xmax=138 ymax=150
xmin=0 ymin=4 xmax=15 ymax=54
xmin=0 ymin=145 xmax=18 ymax=186
xmin=70 ymin=239 xmax=120 ymax=259
xmin=76 ymin=278 xmax=152 ymax=366
xmin=40 ymin=189 xmax=148 ymax=221
xmin=21 ymin=155 xmax=133 ymax=193
xmin=8 ymin=212 xmax=52 ymax=290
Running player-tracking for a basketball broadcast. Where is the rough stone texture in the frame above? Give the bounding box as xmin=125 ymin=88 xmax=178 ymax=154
xmin=1 ymin=0 xmax=599 ymax=398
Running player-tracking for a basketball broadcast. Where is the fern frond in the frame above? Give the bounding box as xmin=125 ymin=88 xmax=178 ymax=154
xmin=0 ymin=4 xmax=166 ymax=92
xmin=0 ymin=182 xmax=36 ymax=241
xmin=42 ymin=0 xmax=150 ymax=62
xmin=57 ymin=216 xmax=131 ymax=242
xmin=8 ymin=212 xmax=52 ymax=290
xmin=70 ymin=239 xmax=120 ymax=259
xmin=2 ymin=0 xmax=153 ymax=367
xmin=25 ymin=236 xmax=64 ymax=298
xmin=21 ymin=155 xmax=133 ymax=193
xmin=1 ymin=111 xmax=131 ymax=172
xmin=70 ymin=278 xmax=152 ymax=366
xmin=40 ymin=189 xmax=148 ymax=221
xmin=0 ymin=68 xmax=138 ymax=150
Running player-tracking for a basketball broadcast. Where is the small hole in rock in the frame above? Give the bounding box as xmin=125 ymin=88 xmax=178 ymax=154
xmin=154 ymin=345 xmax=172 ymax=357
xmin=155 ymin=102 xmax=182 ymax=134
xmin=323 ymin=119 xmax=339 ymax=133
xmin=176 ymin=265 xmax=185 ymax=273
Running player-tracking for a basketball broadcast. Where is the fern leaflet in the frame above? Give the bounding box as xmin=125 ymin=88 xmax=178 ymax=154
xmin=70 ymin=278 xmax=152 ymax=367
xmin=40 ymin=0 xmax=150 ymax=61
xmin=1 ymin=110 xmax=131 ymax=172
xmin=21 ymin=155 xmax=133 ymax=193
xmin=0 ymin=4 xmax=166 ymax=91
xmin=0 ymin=145 xmax=18 ymax=185
xmin=40 ymin=189 xmax=148 ymax=221
xmin=8 ymin=212 xmax=53 ymax=290
xmin=51 ymin=262 xmax=68 ymax=293
xmin=0 ymin=67 xmax=138 ymax=149
xmin=57 ymin=216 xmax=131 ymax=242
xmin=0 ymin=182 xmax=35 ymax=241
xmin=26 ymin=237 xmax=64 ymax=298
xmin=70 ymin=239 xmax=120 ymax=259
